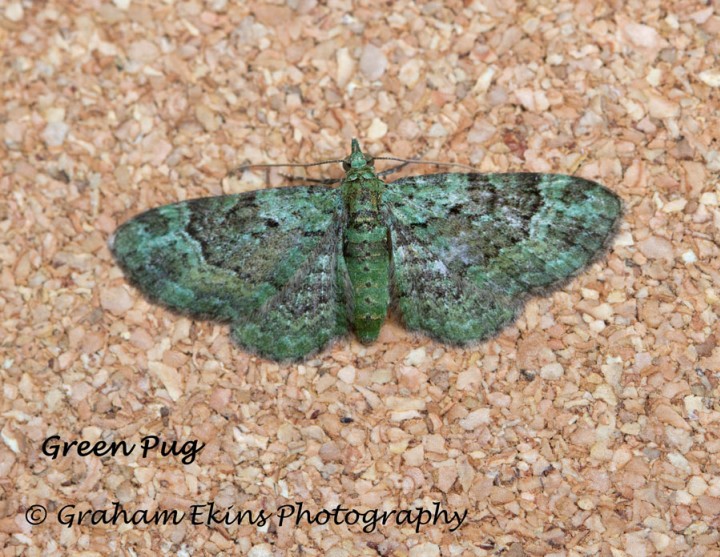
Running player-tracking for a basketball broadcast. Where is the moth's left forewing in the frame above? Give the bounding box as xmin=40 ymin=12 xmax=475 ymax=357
xmin=383 ymin=172 xmax=622 ymax=344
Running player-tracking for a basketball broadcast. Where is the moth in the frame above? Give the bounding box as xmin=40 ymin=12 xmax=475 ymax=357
xmin=110 ymin=140 xmax=622 ymax=361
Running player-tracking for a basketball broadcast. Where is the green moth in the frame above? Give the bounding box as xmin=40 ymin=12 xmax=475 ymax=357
xmin=110 ymin=140 xmax=621 ymax=361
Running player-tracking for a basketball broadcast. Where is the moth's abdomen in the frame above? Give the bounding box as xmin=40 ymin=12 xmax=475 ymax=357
xmin=343 ymin=218 xmax=390 ymax=344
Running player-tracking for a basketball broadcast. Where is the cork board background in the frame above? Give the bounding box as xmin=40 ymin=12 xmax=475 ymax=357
xmin=2 ymin=0 xmax=720 ymax=555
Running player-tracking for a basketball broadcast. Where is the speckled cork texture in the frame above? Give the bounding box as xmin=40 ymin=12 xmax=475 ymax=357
xmin=2 ymin=1 xmax=720 ymax=555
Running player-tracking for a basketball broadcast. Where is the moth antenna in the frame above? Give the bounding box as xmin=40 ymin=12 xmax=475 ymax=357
xmin=374 ymin=156 xmax=477 ymax=173
xmin=229 ymin=159 xmax=345 ymax=177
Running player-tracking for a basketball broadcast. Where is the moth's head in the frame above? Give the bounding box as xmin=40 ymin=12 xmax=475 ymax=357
xmin=343 ymin=138 xmax=374 ymax=171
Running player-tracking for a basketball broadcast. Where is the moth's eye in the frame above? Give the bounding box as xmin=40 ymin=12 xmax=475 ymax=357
xmin=342 ymin=161 xmax=350 ymax=171
xmin=366 ymin=157 xmax=375 ymax=167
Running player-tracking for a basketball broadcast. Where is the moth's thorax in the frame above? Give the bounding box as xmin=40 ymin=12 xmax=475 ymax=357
xmin=340 ymin=172 xmax=385 ymax=218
